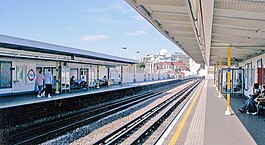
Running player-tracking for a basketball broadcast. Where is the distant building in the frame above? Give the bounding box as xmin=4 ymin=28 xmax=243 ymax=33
xmin=141 ymin=50 xmax=192 ymax=78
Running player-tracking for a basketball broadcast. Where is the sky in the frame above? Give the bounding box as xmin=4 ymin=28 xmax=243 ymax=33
xmin=0 ymin=0 xmax=183 ymax=60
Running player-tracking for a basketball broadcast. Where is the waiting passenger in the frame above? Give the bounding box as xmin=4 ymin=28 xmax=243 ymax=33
xmin=35 ymin=70 xmax=45 ymax=98
xmin=238 ymin=83 xmax=261 ymax=114
xmin=103 ymin=75 xmax=107 ymax=86
xmin=255 ymin=85 xmax=265 ymax=101
xmin=44 ymin=69 xmax=53 ymax=98
xmin=81 ymin=76 xmax=85 ymax=82
xmin=80 ymin=76 xmax=86 ymax=88
xmin=70 ymin=76 xmax=76 ymax=88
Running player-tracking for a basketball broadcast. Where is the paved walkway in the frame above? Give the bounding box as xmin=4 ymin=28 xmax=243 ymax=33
xmin=0 ymin=79 xmax=175 ymax=109
xmin=203 ymin=79 xmax=256 ymax=145
xmin=162 ymin=79 xmax=257 ymax=145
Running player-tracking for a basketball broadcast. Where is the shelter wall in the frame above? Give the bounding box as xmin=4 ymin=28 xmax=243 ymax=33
xmin=239 ymin=53 xmax=265 ymax=97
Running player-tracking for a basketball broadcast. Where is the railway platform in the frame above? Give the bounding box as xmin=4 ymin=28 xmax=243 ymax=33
xmin=160 ymin=79 xmax=261 ymax=145
xmin=0 ymin=79 xmax=176 ymax=109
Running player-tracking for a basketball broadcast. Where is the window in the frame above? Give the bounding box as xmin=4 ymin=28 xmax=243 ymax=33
xmin=16 ymin=66 xmax=23 ymax=81
xmin=257 ymin=59 xmax=262 ymax=85
xmin=0 ymin=61 xmax=12 ymax=89
xmin=244 ymin=64 xmax=248 ymax=90
xmin=248 ymin=62 xmax=252 ymax=87
xmin=252 ymin=65 xmax=255 ymax=85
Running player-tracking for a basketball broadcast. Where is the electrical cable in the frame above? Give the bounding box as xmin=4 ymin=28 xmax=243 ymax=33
xmin=188 ymin=0 xmax=198 ymax=21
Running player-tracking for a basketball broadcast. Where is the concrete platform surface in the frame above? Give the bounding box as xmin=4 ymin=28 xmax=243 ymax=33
xmin=164 ymin=79 xmax=258 ymax=145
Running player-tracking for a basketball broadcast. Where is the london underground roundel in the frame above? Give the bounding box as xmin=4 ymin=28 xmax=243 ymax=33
xmin=27 ymin=69 xmax=35 ymax=81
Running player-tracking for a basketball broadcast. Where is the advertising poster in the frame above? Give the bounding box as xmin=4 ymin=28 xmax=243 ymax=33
xmin=16 ymin=66 xmax=23 ymax=81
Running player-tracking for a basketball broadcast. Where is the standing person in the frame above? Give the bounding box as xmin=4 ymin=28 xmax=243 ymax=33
xmin=35 ymin=69 xmax=45 ymax=98
xmin=44 ymin=69 xmax=53 ymax=98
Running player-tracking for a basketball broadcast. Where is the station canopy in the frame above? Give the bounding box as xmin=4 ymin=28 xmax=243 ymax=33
xmin=126 ymin=0 xmax=265 ymax=66
xmin=0 ymin=34 xmax=138 ymax=66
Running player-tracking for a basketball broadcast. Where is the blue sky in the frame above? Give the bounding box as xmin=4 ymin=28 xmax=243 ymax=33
xmin=0 ymin=0 xmax=182 ymax=59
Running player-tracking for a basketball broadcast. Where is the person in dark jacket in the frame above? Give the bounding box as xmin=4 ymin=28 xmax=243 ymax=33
xmin=238 ymin=83 xmax=261 ymax=114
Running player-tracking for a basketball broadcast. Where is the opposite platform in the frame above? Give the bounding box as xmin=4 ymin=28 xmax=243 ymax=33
xmin=0 ymin=79 xmax=176 ymax=109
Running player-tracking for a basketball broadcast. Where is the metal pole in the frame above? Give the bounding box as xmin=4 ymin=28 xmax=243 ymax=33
xmin=134 ymin=51 xmax=139 ymax=83
xmin=225 ymin=47 xmax=231 ymax=115
xmin=218 ymin=58 xmax=222 ymax=98
xmin=121 ymin=66 xmax=123 ymax=85
xmin=97 ymin=65 xmax=100 ymax=88
xmin=213 ymin=65 xmax=216 ymax=87
xmin=55 ymin=61 xmax=59 ymax=94
xmin=215 ymin=63 xmax=218 ymax=90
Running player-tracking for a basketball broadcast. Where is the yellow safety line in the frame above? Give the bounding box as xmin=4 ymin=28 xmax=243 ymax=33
xmin=169 ymin=80 xmax=205 ymax=145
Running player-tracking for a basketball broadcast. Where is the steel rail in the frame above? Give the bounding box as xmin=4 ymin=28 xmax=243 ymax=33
xmin=93 ymin=79 xmax=201 ymax=145
xmin=12 ymin=79 xmax=193 ymax=144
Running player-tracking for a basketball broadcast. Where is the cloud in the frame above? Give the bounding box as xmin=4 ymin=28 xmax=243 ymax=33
xmin=81 ymin=34 xmax=109 ymax=42
xmin=132 ymin=15 xmax=145 ymax=21
xmin=124 ymin=30 xmax=146 ymax=36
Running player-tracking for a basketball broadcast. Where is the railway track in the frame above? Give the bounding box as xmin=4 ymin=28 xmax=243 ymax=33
xmin=6 ymin=78 xmax=194 ymax=144
xmin=92 ymin=79 xmax=202 ymax=145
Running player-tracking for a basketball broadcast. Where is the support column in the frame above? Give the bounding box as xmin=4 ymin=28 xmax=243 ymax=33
xmin=218 ymin=58 xmax=222 ymax=98
xmin=216 ymin=63 xmax=218 ymax=90
xmin=55 ymin=61 xmax=59 ymax=94
xmin=107 ymin=67 xmax=110 ymax=79
xmin=97 ymin=65 xmax=100 ymax=89
xmin=225 ymin=47 xmax=231 ymax=115
xmin=213 ymin=65 xmax=216 ymax=87
xmin=107 ymin=67 xmax=110 ymax=86
xmin=134 ymin=64 xmax=136 ymax=83
xmin=121 ymin=66 xmax=123 ymax=85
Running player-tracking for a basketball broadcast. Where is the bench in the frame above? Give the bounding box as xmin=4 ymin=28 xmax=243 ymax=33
xmin=61 ymin=83 xmax=70 ymax=92
xmin=255 ymin=98 xmax=265 ymax=115
xmin=88 ymin=82 xmax=96 ymax=89
xmin=112 ymin=79 xmax=121 ymax=85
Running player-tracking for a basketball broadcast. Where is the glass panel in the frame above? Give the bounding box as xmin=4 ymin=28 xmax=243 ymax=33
xmin=232 ymin=69 xmax=243 ymax=93
xmin=257 ymin=60 xmax=262 ymax=86
xmin=245 ymin=64 xmax=248 ymax=90
xmin=0 ymin=62 xmax=12 ymax=88
xmin=222 ymin=69 xmax=227 ymax=93
xmin=248 ymin=63 xmax=252 ymax=88
xmin=80 ymin=69 xmax=87 ymax=82
xmin=16 ymin=66 xmax=23 ymax=81
xmin=70 ymin=68 xmax=78 ymax=80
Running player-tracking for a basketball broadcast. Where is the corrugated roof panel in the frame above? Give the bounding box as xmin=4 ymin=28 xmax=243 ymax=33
xmin=126 ymin=0 xmax=205 ymax=64
xmin=214 ymin=0 xmax=265 ymax=13
xmin=135 ymin=0 xmax=185 ymax=6
xmin=149 ymin=5 xmax=188 ymax=13
xmin=213 ymin=17 xmax=265 ymax=30
xmin=212 ymin=27 xmax=257 ymax=37
xmin=214 ymin=9 xmax=265 ymax=20
xmin=169 ymin=32 xmax=195 ymax=38
xmin=162 ymin=25 xmax=193 ymax=32
xmin=152 ymin=13 xmax=190 ymax=22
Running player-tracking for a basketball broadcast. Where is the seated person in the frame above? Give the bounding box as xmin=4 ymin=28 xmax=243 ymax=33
xmin=70 ymin=76 xmax=76 ymax=88
xmin=103 ymin=75 xmax=108 ymax=86
xmin=256 ymin=85 xmax=265 ymax=102
xmin=79 ymin=76 xmax=87 ymax=88
xmin=238 ymin=83 xmax=261 ymax=114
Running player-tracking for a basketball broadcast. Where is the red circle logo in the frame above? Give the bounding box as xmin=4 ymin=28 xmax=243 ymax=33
xmin=27 ymin=69 xmax=35 ymax=81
